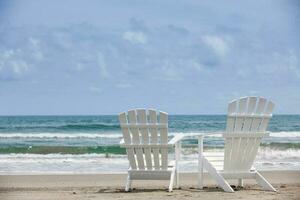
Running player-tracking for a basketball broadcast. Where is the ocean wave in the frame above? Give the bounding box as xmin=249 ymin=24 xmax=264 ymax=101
xmin=0 ymin=131 xmax=299 ymax=139
xmin=60 ymin=123 xmax=120 ymax=130
xmin=0 ymin=153 xmax=130 ymax=174
xmin=0 ymin=133 xmax=122 ymax=139
xmin=0 ymin=146 xmax=126 ymax=154
xmin=1 ymin=148 xmax=299 ymax=162
xmin=257 ymin=148 xmax=300 ymax=161
xmin=269 ymin=131 xmax=300 ymax=138
xmin=0 ymin=153 xmax=127 ymax=160
xmin=0 ymin=148 xmax=299 ymax=174
xmin=0 ymin=132 xmax=193 ymax=139
xmin=0 ymin=123 xmax=120 ymax=131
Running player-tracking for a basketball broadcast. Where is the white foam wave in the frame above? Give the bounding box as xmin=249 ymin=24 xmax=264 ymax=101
xmin=0 ymin=132 xmax=193 ymax=139
xmin=0 ymin=153 xmax=127 ymax=163
xmin=257 ymin=148 xmax=300 ymax=161
xmin=0 ymin=148 xmax=299 ymax=174
xmin=0 ymin=131 xmax=299 ymax=139
xmin=0 ymin=133 xmax=122 ymax=139
xmin=0 ymin=149 xmax=299 ymax=161
xmin=269 ymin=131 xmax=300 ymax=138
xmin=0 ymin=153 xmax=129 ymax=174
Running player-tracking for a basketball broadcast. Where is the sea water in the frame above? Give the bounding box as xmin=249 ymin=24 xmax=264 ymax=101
xmin=0 ymin=115 xmax=299 ymax=174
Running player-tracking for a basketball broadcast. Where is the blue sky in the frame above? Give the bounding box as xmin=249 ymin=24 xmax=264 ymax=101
xmin=0 ymin=0 xmax=299 ymax=115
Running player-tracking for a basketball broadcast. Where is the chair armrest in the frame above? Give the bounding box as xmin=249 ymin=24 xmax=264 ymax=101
xmin=168 ymin=134 xmax=185 ymax=145
xmin=180 ymin=132 xmax=222 ymax=139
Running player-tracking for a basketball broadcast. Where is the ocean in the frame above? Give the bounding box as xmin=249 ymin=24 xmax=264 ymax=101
xmin=0 ymin=115 xmax=299 ymax=174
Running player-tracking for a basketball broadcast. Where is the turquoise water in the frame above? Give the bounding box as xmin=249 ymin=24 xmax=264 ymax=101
xmin=0 ymin=115 xmax=299 ymax=152
xmin=0 ymin=115 xmax=299 ymax=173
xmin=0 ymin=115 xmax=299 ymax=133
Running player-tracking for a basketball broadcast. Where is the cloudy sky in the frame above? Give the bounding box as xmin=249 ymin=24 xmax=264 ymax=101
xmin=0 ymin=0 xmax=299 ymax=115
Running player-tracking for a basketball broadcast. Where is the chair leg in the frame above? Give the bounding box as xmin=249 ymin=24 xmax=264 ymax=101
xmin=169 ymin=169 xmax=175 ymax=192
xmin=174 ymin=169 xmax=179 ymax=188
xmin=125 ymin=174 xmax=131 ymax=192
xmin=203 ymin=157 xmax=234 ymax=192
xmin=238 ymin=179 xmax=243 ymax=187
xmin=255 ymin=172 xmax=276 ymax=192
xmin=175 ymin=142 xmax=180 ymax=189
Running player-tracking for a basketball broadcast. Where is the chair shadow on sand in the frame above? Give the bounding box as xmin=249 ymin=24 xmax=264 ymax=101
xmin=95 ymin=185 xmax=258 ymax=194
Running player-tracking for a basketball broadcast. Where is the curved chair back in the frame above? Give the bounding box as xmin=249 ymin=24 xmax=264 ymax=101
xmin=223 ymin=97 xmax=275 ymax=171
xmin=119 ymin=109 xmax=169 ymax=171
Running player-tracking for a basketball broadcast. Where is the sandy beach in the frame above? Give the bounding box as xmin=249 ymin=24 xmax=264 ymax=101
xmin=1 ymin=170 xmax=299 ymax=200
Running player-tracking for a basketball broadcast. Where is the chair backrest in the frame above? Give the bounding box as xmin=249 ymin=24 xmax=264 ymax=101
xmin=223 ymin=96 xmax=275 ymax=172
xmin=119 ymin=109 xmax=169 ymax=171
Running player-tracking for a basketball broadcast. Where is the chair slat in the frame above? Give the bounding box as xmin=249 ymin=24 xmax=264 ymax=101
xmin=244 ymin=138 xmax=262 ymax=169
xmin=159 ymin=111 xmax=168 ymax=170
xmin=119 ymin=113 xmax=131 ymax=144
xmin=137 ymin=109 xmax=152 ymax=170
xmin=119 ymin=112 xmax=137 ymax=170
xmin=236 ymin=97 xmax=257 ymax=170
xmin=250 ymin=97 xmax=266 ymax=132
xmin=234 ymin=97 xmax=247 ymax=132
xmin=128 ymin=110 xmax=145 ymax=170
xmin=224 ymin=100 xmax=237 ymax=170
xmin=259 ymin=101 xmax=274 ymax=131
xmin=240 ymin=98 xmax=266 ymax=169
xmin=223 ymin=138 xmax=233 ymax=170
xmin=242 ymin=97 xmax=257 ymax=132
xmin=226 ymin=101 xmax=237 ymax=132
xmin=229 ymin=137 xmax=241 ymax=171
xmin=228 ymin=98 xmax=248 ymax=171
xmin=149 ymin=110 xmax=160 ymax=170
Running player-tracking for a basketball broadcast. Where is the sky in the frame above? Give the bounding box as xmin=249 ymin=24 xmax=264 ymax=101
xmin=0 ymin=0 xmax=299 ymax=115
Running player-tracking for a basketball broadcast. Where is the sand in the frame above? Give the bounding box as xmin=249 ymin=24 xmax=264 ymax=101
xmin=0 ymin=170 xmax=299 ymax=200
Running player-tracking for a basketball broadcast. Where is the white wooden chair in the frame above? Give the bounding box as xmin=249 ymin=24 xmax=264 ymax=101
xmin=202 ymin=96 xmax=277 ymax=192
xmin=119 ymin=109 xmax=184 ymax=192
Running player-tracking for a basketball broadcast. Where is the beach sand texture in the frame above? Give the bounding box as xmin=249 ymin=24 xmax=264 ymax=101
xmin=1 ymin=171 xmax=299 ymax=200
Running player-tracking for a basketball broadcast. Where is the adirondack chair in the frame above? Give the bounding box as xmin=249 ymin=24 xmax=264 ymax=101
xmin=119 ymin=109 xmax=184 ymax=192
xmin=202 ymin=96 xmax=276 ymax=192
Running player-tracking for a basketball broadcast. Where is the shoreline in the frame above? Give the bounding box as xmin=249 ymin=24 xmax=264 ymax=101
xmin=1 ymin=169 xmax=299 ymax=176
xmin=1 ymin=170 xmax=299 ymax=188
xmin=1 ymin=170 xmax=299 ymax=200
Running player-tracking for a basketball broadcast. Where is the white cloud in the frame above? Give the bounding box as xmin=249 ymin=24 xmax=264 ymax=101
xmin=0 ymin=49 xmax=30 ymax=80
xmin=0 ymin=36 xmax=46 ymax=80
xmin=236 ymin=67 xmax=251 ymax=78
xmin=250 ymin=50 xmax=300 ymax=79
xmin=29 ymin=37 xmax=40 ymax=49
xmin=75 ymin=63 xmax=85 ymax=71
xmin=202 ymin=35 xmax=228 ymax=57
xmin=97 ymin=52 xmax=110 ymax=78
xmin=0 ymin=36 xmax=47 ymax=81
xmin=161 ymin=62 xmax=183 ymax=81
xmin=10 ymin=60 xmax=29 ymax=75
xmin=32 ymin=50 xmax=44 ymax=61
xmin=250 ymin=90 xmax=260 ymax=95
xmin=89 ymin=86 xmax=102 ymax=93
xmin=0 ymin=22 xmax=298 ymax=87
xmin=189 ymin=59 xmax=205 ymax=72
xmin=115 ymin=83 xmax=132 ymax=88
xmin=285 ymin=51 xmax=300 ymax=79
xmin=29 ymin=37 xmax=44 ymax=61
xmin=123 ymin=31 xmax=147 ymax=44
